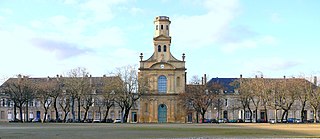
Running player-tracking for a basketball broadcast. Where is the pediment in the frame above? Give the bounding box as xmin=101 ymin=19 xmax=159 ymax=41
xmin=153 ymin=35 xmax=171 ymax=41
xmin=150 ymin=62 xmax=175 ymax=70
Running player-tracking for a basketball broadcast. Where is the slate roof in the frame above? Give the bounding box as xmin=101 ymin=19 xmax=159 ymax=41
xmin=207 ymin=78 xmax=238 ymax=93
xmin=206 ymin=77 xmax=313 ymax=94
xmin=0 ymin=76 xmax=119 ymax=95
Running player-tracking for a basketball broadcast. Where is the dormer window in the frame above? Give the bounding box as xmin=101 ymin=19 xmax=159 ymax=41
xmin=163 ymin=45 xmax=167 ymax=52
xmin=161 ymin=25 xmax=163 ymax=30
xmin=158 ymin=45 xmax=161 ymax=52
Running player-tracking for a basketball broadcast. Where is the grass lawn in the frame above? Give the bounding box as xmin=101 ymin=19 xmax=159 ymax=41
xmin=0 ymin=123 xmax=320 ymax=139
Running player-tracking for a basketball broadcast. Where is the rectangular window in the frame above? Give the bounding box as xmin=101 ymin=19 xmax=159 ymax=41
xmin=225 ymin=99 xmax=228 ymax=106
xmin=145 ymin=103 xmax=148 ymax=112
xmin=245 ymin=111 xmax=250 ymax=119
xmin=88 ymin=111 xmax=93 ymax=119
xmin=166 ymin=25 xmax=169 ymax=30
xmin=0 ymin=111 xmax=5 ymax=119
xmin=95 ymin=111 xmax=100 ymax=120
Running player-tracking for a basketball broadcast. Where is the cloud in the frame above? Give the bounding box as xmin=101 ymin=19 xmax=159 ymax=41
xmin=31 ymin=38 xmax=93 ymax=59
xmin=243 ymin=57 xmax=301 ymax=72
xmin=79 ymin=0 xmax=127 ymax=22
xmin=221 ymin=35 xmax=277 ymax=53
xmin=171 ymin=0 xmax=240 ymax=50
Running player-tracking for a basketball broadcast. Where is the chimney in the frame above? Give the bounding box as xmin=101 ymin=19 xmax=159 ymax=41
xmin=240 ymin=74 xmax=243 ymax=79
xmin=47 ymin=76 xmax=50 ymax=81
xmin=255 ymin=75 xmax=258 ymax=78
xmin=204 ymin=74 xmax=207 ymax=85
xmin=314 ymin=76 xmax=317 ymax=85
xmin=56 ymin=74 xmax=59 ymax=81
xmin=89 ymin=75 xmax=93 ymax=85
xmin=201 ymin=77 xmax=204 ymax=85
xmin=284 ymin=76 xmax=286 ymax=79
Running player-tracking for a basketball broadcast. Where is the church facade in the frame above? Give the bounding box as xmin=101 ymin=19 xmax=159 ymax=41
xmin=138 ymin=16 xmax=187 ymax=123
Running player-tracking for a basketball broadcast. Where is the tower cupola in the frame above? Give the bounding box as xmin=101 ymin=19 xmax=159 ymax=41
xmin=154 ymin=16 xmax=171 ymax=37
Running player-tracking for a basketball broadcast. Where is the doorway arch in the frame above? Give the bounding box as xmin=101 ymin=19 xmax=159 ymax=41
xmin=158 ymin=104 xmax=167 ymax=123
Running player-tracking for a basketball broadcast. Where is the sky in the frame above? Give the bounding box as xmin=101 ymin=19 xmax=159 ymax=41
xmin=1 ymin=0 xmax=320 ymax=84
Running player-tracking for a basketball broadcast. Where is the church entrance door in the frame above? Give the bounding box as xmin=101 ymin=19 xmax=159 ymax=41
xmin=158 ymin=104 xmax=167 ymax=123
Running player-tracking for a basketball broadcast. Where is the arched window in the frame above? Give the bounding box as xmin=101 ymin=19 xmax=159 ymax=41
xmin=166 ymin=25 xmax=169 ymax=30
xmin=156 ymin=25 xmax=158 ymax=30
xmin=163 ymin=45 xmax=167 ymax=52
xmin=161 ymin=25 xmax=163 ymax=30
xmin=158 ymin=45 xmax=161 ymax=52
xmin=158 ymin=75 xmax=167 ymax=94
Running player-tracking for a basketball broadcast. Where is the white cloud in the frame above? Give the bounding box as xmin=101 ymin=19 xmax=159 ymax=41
xmin=83 ymin=27 xmax=126 ymax=48
xmin=221 ymin=35 xmax=277 ymax=53
xmin=171 ymin=0 xmax=240 ymax=50
xmin=79 ymin=0 xmax=127 ymax=22
xmin=243 ymin=57 xmax=301 ymax=72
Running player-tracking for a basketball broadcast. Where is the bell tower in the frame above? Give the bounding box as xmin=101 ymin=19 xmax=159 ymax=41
xmin=153 ymin=16 xmax=171 ymax=62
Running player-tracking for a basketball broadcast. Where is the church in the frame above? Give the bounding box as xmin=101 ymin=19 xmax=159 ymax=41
xmin=138 ymin=16 xmax=187 ymax=123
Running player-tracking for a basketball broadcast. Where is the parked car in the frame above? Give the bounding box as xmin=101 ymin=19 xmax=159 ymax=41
xmin=295 ymin=119 xmax=302 ymax=123
xmin=307 ymin=119 xmax=319 ymax=123
xmin=218 ymin=118 xmax=228 ymax=123
xmin=9 ymin=119 xmax=21 ymax=123
xmin=257 ymin=119 xmax=267 ymax=123
xmin=287 ymin=118 xmax=296 ymax=123
xmin=114 ymin=119 xmax=121 ymax=123
xmin=269 ymin=119 xmax=276 ymax=124
xmin=93 ymin=119 xmax=101 ymax=123
xmin=237 ymin=119 xmax=244 ymax=123
xmin=32 ymin=118 xmax=42 ymax=123
xmin=228 ymin=119 xmax=237 ymax=123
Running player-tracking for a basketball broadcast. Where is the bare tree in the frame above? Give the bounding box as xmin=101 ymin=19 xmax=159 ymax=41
xmin=179 ymin=75 xmax=219 ymax=123
xmin=35 ymin=79 xmax=56 ymax=122
xmin=58 ymin=92 xmax=70 ymax=122
xmin=100 ymin=76 xmax=118 ymax=122
xmin=50 ymin=76 xmax=63 ymax=122
xmin=308 ymin=77 xmax=320 ymax=123
xmin=3 ymin=75 xmax=35 ymax=122
xmin=64 ymin=67 xmax=90 ymax=122
xmin=110 ymin=65 xmax=146 ymax=123
xmin=276 ymin=78 xmax=299 ymax=122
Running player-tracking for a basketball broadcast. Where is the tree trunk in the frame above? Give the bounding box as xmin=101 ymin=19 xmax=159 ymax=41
xmin=13 ymin=103 xmax=17 ymax=121
xmin=71 ymin=97 xmax=75 ymax=122
xmin=314 ymin=107 xmax=317 ymax=123
xmin=63 ymin=112 xmax=69 ymax=123
xmin=83 ymin=108 xmax=88 ymax=121
xmin=201 ymin=112 xmax=205 ymax=123
xmin=255 ymin=108 xmax=258 ymax=123
xmin=43 ymin=111 xmax=47 ymax=122
xmin=300 ymin=109 xmax=305 ymax=123
xmin=19 ymin=104 xmax=23 ymax=123
xmin=77 ymin=98 xmax=81 ymax=121
xmin=53 ymin=96 xmax=59 ymax=121
xmin=26 ymin=100 xmax=29 ymax=122
xmin=264 ymin=106 xmax=268 ymax=123
xmin=103 ymin=107 xmax=111 ymax=122
xmin=196 ymin=111 xmax=199 ymax=123
xmin=123 ymin=108 xmax=131 ymax=123
xmin=247 ymin=106 xmax=253 ymax=123
xmin=43 ymin=101 xmax=47 ymax=122
xmin=281 ymin=110 xmax=288 ymax=122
